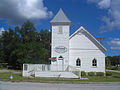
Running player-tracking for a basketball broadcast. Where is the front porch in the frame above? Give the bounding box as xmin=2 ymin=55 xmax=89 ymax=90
xmin=22 ymin=64 xmax=81 ymax=78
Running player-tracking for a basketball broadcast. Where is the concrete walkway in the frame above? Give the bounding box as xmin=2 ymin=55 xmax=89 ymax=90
xmin=106 ymin=70 xmax=120 ymax=73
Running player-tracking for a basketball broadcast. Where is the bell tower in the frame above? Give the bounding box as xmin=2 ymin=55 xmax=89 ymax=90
xmin=50 ymin=8 xmax=71 ymax=71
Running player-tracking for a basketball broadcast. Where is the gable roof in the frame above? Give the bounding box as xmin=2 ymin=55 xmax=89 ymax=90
xmin=50 ymin=8 xmax=71 ymax=25
xmin=70 ymin=26 xmax=107 ymax=53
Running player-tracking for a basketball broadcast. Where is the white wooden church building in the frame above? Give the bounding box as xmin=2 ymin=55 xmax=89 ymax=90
xmin=23 ymin=9 xmax=107 ymax=78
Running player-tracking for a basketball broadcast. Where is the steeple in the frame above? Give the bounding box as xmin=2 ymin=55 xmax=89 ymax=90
xmin=50 ymin=8 xmax=71 ymax=25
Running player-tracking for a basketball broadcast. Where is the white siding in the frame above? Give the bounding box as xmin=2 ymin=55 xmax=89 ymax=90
xmin=69 ymin=31 xmax=105 ymax=72
xmin=51 ymin=25 xmax=70 ymax=70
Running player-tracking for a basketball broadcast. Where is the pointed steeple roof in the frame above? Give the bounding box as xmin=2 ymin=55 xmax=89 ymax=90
xmin=50 ymin=8 xmax=71 ymax=25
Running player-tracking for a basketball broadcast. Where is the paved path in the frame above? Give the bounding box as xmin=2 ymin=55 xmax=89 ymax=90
xmin=106 ymin=70 xmax=120 ymax=73
xmin=0 ymin=81 xmax=120 ymax=90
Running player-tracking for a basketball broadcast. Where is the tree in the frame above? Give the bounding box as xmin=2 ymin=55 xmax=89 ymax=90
xmin=105 ymin=56 xmax=111 ymax=68
xmin=39 ymin=29 xmax=51 ymax=63
xmin=20 ymin=21 xmax=36 ymax=43
xmin=0 ymin=28 xmax=20 ymax=68
xmin=106 ymin=56 xmax=120 ymax=67
xmin=0 ymin=21 xmax=51 ymax=69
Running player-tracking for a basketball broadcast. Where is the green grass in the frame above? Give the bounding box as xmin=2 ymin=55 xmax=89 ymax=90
xmin=0 ymin=71 xmax=120 ymax=83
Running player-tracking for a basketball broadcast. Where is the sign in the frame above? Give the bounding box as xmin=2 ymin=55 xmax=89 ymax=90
xmin=51 ymin=59 xmax=56 ymax=62
xmin=51 ymin=57 xmax=56 ymax=59
xmin=54 ymin=46 xmax=67 ymax=53
xmin=49 ymin=57 xmax=57 ymax=62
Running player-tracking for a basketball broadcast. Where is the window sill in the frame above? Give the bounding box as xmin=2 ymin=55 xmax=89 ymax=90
xmin=75 ymin=66 xmax=81 ymax=68
xmin=91 ymin=66 xmax=97 ymax=68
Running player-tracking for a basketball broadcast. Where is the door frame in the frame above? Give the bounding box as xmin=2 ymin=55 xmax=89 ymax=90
xmin=57 ymin=56 xmax=64 ymax=71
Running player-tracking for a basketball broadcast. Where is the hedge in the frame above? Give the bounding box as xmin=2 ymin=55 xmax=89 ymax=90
xmin=81 ymin=71 xmax=86 ymax=76
xmin=96 ymin=72 xmax=104 ymax=76
xmin=88 ymin=72 xmax=95 ymax=76
xmin=106 ymin=71 xmax=112 ymax=76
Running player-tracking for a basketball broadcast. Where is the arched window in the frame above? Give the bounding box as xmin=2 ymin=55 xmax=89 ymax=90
xmin=92 ymin=59 xmax=97 ymax=66
xmin=58 ymin=56 xmax=63 ymax=60
xmin=76 ymin=58 xmax=81 ymax=66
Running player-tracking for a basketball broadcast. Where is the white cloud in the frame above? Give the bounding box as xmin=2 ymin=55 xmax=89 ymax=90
xmin=98 ymin=0 xmax=110 ymax=9
xmin=0 ymin=27 xmax=5 ymax=35
xmin=87 ymin=0 xmax=110 ymax=9
xmin=108 ymin=38 xmax=120 ymax=50
xmin=87 ymin=0 xmax=120 ymax=32
xmin=0 ymin=0 xmax=53 ymax=25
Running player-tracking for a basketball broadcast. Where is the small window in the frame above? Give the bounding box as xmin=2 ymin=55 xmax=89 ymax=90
xmin=58 ymin=26 xmax=63 ymax=34
xmin=76 ymin=58 xmax=81 ymax=66
xmin=92 ymin=59 xmax=97 ymax=66
xmin=24 ymin=64 xmax=28 ymax=71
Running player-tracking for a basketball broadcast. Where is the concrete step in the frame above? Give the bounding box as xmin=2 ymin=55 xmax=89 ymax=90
xmin=35 ymin=71 xmax=79 ymax=78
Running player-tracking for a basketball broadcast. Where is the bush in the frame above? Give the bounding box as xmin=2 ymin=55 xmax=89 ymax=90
xmin=111 ymin=66 xmax=118 ymax=70
xmin=88 ymin=72 xmax=95 ymax=76
xmin=106 ymin=66 xmax=112 ymax=70
xmin=117 ymin=67 xmax=120 ymax=70
xmin=108 ymin=66 xmax=120 ymax=71
xmin=96 ymin=72 xmax=104 ymax=76
xmin=81 ymin=71 xmax=86 ymax=76
xmin=106 ymin=71 xmax=112 ymax=76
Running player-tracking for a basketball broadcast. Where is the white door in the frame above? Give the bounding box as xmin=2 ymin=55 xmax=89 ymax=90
xmin=57 ymin=56 xmax=64 ymax=71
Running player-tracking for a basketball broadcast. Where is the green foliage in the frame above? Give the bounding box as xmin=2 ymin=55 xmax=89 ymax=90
xmin=105 ymin=56 xmax=120 ymax=67
xmin=110 ymin=66 xmax=120 ymax=71
xmin=0 ymin=21 xmax=51 ymax=69
xmin=111 ymin=66 xmax=118 ymax=70
xmin=107 ymin=66 xmax=120 ymax=71
xmin=96 ymin=72 xmax=104 ymax=76
xmin=106 ymin=71 xmax=112 ymax=76
xmin=81 ymin=71 xmax=86 ymax=76
xmin=88 ymin=72 xmax=95 ymax=76
xmin=105 ymin=57 xmax=111 ymax=69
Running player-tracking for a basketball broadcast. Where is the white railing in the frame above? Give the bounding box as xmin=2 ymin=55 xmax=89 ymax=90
xmin=23 ymin=64 xmax=81 ymax=78
xmin=25 ymin=64 xmax=70 ymax=72
xmin=67 ymin=65 xmax=81 ymax=79
xmin=28 ymin=69 xmax=35 ymax=76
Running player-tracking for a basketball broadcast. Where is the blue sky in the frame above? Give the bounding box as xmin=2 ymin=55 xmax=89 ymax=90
xmin=0 ymin=0 xmax=120 ymax=56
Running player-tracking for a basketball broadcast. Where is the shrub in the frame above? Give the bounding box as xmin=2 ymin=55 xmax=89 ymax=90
xmin=106 ymin=66 xmax=112 ymax=70
xmin=117 ymin=67 xmax=120 ymax=70
xmin=111 ymin=66 xmax=118 ymax=70
xmin=106 ymin=71 xmax=112 ymax=76
xmin=81 ymin=71 xmax=86 ymax=76
xmin=88 ymin=72 xmax=95 ymax=76
xmin=96 ymin=72 xmax=104 ymax=76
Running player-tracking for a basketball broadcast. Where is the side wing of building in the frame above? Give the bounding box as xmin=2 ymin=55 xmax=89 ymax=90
xmin=69 ymin=26 xmax=107 ymax=72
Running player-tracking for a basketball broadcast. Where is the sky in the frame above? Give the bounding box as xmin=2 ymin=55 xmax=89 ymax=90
xmin=0 ymin=0 xmax=120 ymax=56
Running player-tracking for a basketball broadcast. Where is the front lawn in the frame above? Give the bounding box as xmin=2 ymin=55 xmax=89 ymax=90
xmin=0 ymin=70 xmax=120 ymax=83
